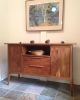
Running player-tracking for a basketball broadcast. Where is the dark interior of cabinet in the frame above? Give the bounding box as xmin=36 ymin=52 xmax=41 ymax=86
xmin=22 ymin=45 xmax=50 ymax=56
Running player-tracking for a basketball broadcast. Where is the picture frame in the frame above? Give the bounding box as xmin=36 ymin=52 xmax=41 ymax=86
xmin=26 ymin=0 xmax=63 ymax=31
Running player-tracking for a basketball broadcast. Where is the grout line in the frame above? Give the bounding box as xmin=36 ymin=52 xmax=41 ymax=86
xmin=54 ymin=90 xmax=59 ymax=100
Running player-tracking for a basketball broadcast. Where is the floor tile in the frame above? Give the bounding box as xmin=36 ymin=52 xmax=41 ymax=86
xmin=0 ymin=82 xmax=19 ymax=90
xmin=4 ymin=90 xmax=23 ymax=100
xmin=25 ymin=84 xmax=45 ymax=94
xmin=0 ymin=88 xmax=9 ymax=97
xmin=12 ymin=84 xmax=29 ymax=92
xmin=17 ymin=93 xmax=37 ymax=100
xmin=0 ymin=97 xmax=12 ymax=100
xmin=58 ymin=83 xmax=70 ymax=94
xmin=46 ymin=81 xmax=60 ymax=90
xmin=41 ymin=87 xmax=58 ymax=97
xmin=55 ymin=91 xmax=71 ymax=100
xmin=0 ymin=77 xmax=80 ymax=100
xmin=18 ymin=93 xmax=54 ymax=100
xmin=36 ymin=95 xmax=54 ymax=100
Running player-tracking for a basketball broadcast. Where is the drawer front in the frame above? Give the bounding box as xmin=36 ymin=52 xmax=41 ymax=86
xmin=23 ymin=56 xmax=50 ymax=67
xmin=22 ymin=56 xmax=50 ymax=76
xmin=23 ymin=66 xmax=50 ymax=76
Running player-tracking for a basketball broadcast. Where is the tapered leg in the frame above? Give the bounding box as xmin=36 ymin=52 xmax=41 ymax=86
xmin=7 ymin=74 xmax=10 ymax=85
xmin=18 ymin=74 xmax=20 ymax=79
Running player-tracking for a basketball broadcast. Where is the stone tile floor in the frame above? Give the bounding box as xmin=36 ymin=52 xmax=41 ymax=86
xmin=0 ymin=77 xmax=80 ymax=100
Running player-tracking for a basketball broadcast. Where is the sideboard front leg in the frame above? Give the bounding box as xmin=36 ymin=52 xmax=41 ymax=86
xmin=18 ymin=74 xmax=20 ymax=79
xmin=7 ymin=74 xmax=10 ymax=85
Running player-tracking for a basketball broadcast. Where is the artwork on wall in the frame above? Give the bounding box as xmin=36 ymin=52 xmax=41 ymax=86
xmin=26 ymin=0 xmax=63 ymax=31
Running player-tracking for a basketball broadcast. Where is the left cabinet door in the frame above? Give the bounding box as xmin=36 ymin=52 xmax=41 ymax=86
xmin=8 ymin=44 xmax=21 ymax=74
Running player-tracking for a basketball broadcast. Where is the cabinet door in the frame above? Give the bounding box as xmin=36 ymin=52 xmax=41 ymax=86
xmin=8 ymin=44 xmax=21 ymax=74
xmin=51 ymin=46 xmax=71 ymax=80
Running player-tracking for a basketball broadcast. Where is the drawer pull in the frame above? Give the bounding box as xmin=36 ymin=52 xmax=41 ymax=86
xmin=29 ymin=65 xmax=44 ymax=68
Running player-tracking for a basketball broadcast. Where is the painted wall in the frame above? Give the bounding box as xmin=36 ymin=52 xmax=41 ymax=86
xmin=0 ymin=0 xmax=8 ymax=80
xmin=0 ymin=0 xmax=80 ymax=84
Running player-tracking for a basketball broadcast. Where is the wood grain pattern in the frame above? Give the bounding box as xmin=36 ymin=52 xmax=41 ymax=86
xmin=8 ymin=44 xmax=21 ymax=74
xmin=6 ymin=43 xmax=73 ymax=95
xmin=50 ymin=45 xmax=71 ymax=79
xmin=22 ymin=56 xmax=50 ymax=76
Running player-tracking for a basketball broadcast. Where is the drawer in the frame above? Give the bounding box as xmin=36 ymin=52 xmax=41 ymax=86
xmin=23 ymin=65 xmax=50 ymax=76
xmin=22 ymin=56 xmax=50 ymax=76
xmin=22 ymin=56 xmax=50 ymax=67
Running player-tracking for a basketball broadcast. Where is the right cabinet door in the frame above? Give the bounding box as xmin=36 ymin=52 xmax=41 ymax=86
xmin=51 ymin=45 xmax=72 ymax=80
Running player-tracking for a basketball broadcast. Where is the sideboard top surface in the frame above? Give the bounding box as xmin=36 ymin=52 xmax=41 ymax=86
xmin=5 ymin=43 xmax=73 ymax=46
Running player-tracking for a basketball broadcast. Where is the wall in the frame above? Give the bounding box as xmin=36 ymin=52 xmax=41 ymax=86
xmin=0 ymin=0 xmax=8 ymax=80
xmin=0 ymin=0 xmax=80 ymax=85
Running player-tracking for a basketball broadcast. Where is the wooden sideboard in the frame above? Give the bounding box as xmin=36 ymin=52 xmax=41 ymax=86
xmin=6 ymin=43 xmax=73 ymax=95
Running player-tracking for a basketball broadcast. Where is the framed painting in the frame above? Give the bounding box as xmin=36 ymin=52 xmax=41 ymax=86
xmin=26 ymin=0 xmax=64 ymax=31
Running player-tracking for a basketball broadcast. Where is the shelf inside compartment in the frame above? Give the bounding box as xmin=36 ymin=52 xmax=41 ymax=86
xmin=22 ymin=54 xmax=50 ymax=58
xmin=22 ymin=45 xmax=50 ymax=56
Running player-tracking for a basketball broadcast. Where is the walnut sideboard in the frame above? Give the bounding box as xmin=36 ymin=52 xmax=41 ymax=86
xmin=6 ymin=43 xmax=74 ymax=95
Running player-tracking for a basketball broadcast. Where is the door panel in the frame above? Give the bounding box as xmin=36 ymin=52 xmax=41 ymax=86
xmin=51 ymin=46 xmax=71 ymax=79
xmin=8 ymin=44 xmax=21 ymax=73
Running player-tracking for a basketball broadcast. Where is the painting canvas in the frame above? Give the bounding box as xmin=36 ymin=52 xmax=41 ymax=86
xmin=26 ymin=0 xmax=63 ymax=31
